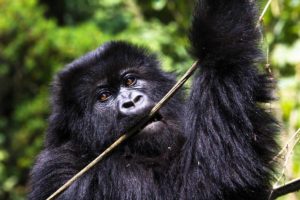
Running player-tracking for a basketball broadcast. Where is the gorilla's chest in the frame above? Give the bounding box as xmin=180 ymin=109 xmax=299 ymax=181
xmin=88 ymin=158 xmax=176 ymax=199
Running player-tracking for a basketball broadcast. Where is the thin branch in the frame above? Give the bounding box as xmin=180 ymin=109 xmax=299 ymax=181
xmin=46 ymin=62 xmax=199 ymax=200
xmin=256 ymin=0 xmax=273 ymax=27
xmin=271 ymin=128 xmax=300 ymax=163
xmin=273 ymin=129 xmax=300 ymax=186
xmin=270 ymin=178 xmax=300 ymax=199
xmin=268 ymin=128 xmax=300 ymax=200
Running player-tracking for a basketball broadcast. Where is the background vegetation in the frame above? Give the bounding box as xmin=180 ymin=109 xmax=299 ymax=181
xmin=0 ymin=0 xmax=299 ymax=199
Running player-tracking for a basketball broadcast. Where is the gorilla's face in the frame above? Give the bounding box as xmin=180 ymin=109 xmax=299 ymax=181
xmin=50 ymin=42 xmax=184 ymax=156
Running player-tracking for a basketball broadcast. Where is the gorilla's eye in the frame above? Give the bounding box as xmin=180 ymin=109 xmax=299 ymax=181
xmin=124 ymin=75 xmax=136 ymax=87
xmin=99 ymin=91 xmax=112 ymax=102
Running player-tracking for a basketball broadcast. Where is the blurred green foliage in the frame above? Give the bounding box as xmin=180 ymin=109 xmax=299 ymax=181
xmin=0 ymin=0 xmax=299 ymax=199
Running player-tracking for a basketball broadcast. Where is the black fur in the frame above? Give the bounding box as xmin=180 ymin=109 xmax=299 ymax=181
xmin=28 ymin=0 xmax=278 ymax=199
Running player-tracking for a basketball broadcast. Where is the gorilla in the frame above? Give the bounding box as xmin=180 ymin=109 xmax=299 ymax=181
xmin=28 ymin=0 xmax=279 ymax=199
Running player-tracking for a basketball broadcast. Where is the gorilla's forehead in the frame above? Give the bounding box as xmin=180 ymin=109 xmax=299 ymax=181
xmin=63 ymin=41 xmax=161 ymax=84
xmin=56 ymin=41 xmax=169 ymax=94
xmin=88 ymin=63 xmax=156 ymax=87
xmin=94 ymin=42 xmax=156 ymax=72
xmin=73 ymin=41 xmax=155 ymax=71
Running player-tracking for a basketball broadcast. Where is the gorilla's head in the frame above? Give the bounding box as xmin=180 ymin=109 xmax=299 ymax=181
xmin=46 ymin=42 xmax=185 ymax=157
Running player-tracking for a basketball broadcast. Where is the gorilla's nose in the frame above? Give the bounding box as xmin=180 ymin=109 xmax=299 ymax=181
xmin=119 ymin=91 xmax=151 ymax=116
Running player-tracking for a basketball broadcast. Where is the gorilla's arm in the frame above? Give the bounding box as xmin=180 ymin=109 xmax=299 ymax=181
xmin=179 ymin=0 xmax=278 ymax=199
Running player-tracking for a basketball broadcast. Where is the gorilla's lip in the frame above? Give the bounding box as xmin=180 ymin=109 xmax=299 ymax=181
xmin=152 ymin=112 xmax=163 ymax=122
xmin=142 ymin=113 xmax=164 ymax=131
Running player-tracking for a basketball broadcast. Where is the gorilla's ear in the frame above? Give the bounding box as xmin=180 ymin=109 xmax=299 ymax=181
xmin=45 ymin=112 xmax=70 ymax=148
xmin=46 ymin=69 xmax=86 ymax=148
xmin=43 ymin=72 xmax=68 ymax=148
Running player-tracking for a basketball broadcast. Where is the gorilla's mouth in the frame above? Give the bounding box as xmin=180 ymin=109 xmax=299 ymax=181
xmin=152 ymin=112 xmax=163 ymax=122
xmin=142 ymin=112 xmax=164 ymax=132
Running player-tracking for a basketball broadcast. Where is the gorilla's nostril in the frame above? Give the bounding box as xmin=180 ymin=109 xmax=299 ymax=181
xmin=123 ymin=101 xmax=134 ymax=109
xmin=133 ymin=95 xmax=143 ymax=103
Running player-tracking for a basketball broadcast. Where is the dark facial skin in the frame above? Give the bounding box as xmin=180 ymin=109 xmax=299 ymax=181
xmin=98 ymin=72 xmax=151 ymax=114
xmin=95 ymin=70 xmax=156 ymax=129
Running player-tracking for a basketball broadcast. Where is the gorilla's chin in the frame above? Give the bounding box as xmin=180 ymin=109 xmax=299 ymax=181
xmin=140 ymin=112 xmax=165 ymax=134
xmin=126 ymin=120 xmax=184 ymax=158
xmin=142 ymin=121 xmax=164 ymax=133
